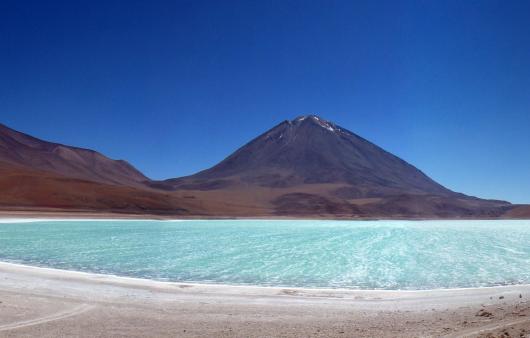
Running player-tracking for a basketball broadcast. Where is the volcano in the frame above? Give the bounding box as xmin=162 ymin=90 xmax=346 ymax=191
xmin=164 ymin=115 xmax=511 ymax=217
xmin=168 ymin=116 xmax=452 ymax=195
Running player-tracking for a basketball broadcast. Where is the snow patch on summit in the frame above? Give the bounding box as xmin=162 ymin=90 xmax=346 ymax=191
xmin=292 ymin=115 xmax=339 ymax=133
xmin=312 ymin=116 xmax=336 ymax=132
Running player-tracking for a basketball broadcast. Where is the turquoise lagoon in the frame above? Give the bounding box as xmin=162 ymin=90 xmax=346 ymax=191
xmin=1 ymin=219 xmax=529 ymax=290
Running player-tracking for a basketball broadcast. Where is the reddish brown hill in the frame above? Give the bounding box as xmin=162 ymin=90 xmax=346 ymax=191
xmin=0 ymin=123 xmax=148 ymax=187
xmin=0 ymin=161 xmax=194 ymax=214
xmin=503 ymin=205 xmax=530 ymax=218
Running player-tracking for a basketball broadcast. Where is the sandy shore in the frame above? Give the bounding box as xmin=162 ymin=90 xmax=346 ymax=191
xmin=1 ymin=209 xmax=525 ymax=221
xmin=0 ymin=262 xmax=529 ymax=337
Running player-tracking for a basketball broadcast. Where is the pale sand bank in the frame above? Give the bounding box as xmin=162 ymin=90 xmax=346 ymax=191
xmin=3 ymin=210 xmax=527 ymax=221
xmin=1 ymin=262 xmax=530 ymax=337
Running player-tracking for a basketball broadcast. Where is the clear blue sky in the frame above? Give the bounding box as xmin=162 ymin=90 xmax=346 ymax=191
xmin=1 ymin=0 xmax=529 ymax=203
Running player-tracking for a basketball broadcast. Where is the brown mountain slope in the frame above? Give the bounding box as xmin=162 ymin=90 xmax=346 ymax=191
xmin=0 ymin=123 xmax=148 ymax=187
xmin=503 ymin=205 xmax=530 ymax=218
xmin=0 ymin=161 xmax=196 ymax=214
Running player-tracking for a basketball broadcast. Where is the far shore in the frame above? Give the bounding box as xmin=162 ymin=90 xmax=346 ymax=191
xmin=1 ymin=209 xmax=528 ymax=221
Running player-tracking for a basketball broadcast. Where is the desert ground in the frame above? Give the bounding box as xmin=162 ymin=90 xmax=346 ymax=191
xmin=1 ymin=262 xmax=530 ymax=338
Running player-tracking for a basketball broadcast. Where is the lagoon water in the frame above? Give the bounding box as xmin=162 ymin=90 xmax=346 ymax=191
xmin=1 ymin=219 xmax=530 ymax=290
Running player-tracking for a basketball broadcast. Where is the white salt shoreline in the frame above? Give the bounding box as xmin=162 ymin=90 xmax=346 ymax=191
xmin=1 ymin=260 xmax=530 ymax=304
xmin=2 ymin=260 xmax=530 ymax=336
xmin=0 ymin=218 xmax=188 ymax=223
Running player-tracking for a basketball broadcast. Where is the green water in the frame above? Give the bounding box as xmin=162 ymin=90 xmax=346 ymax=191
xmin=1 ymin=219 xmax=529 ymax=290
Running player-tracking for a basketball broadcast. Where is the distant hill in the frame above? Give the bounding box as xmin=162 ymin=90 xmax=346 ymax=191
xmin=0 ymin=123 xmax=197 ymax=215
xmin=0 ymin=117 xmax=523 ymax=218
xmin=0 ymin=123 xmax=148 ymax=187
xmin=0 ymin=161 xmax=196 ymax=215
xmin=503 ymin=205 xmax=530 ymax=218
